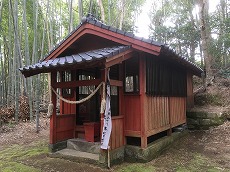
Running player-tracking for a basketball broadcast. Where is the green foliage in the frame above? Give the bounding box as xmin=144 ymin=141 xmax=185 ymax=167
xmin=148 ymin=0 xmax=230 ymax=69
xmin=149 ymin=0 xmax=200 ymax=62
xmin=102 ymin=0 xmax=145 ymax=32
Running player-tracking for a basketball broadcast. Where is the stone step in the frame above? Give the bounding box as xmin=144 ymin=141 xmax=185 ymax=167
xmin=56 ymin=148 xmax=99 ymax=161
xmin=67 ymin=138 xmax=100 ymax=154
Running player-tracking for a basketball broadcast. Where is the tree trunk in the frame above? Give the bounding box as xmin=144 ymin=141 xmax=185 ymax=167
xmin=198 ymin=0 xmax=213 ymax=86
xmin=23 ymin=0 xmax=33 ymax=120
xmin=10 ymin=0 xmax=27 ymax=96
xmin=78 ymin=0 xmax=83 ymax=20
xmin=32 ymin=0 xmax=40 ymax=132
xmin=119 ymin=0 xmax=125 ymax=30
xmin=189 ymin=4 xmax=196 ymax=63
xmin=97 ymin=0 xmax=105 ymax=22
xmin=108 ymin=0 xmax=111 ymax=25
xmin=220 ymin=0 xmax=226 ymax=68
xmin=69 ymin=0 xmax=73 ymax=32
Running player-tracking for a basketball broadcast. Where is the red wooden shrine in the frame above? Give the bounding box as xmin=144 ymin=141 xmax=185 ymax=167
xmin=20 ymin=15 xmax=203 ymax=151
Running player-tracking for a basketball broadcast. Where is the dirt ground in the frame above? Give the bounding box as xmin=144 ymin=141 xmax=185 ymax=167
xmin=0 ymin=118 xmax=230 ymax=172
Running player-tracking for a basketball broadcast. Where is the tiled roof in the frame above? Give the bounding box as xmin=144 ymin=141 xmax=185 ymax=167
xmin=161 ymin=46 xmax=203 ymax=76
xmin=43 ymin=14 xmax=164 ymax=61
xmin=42 ymin=14 xmax=202 ymax=75
xmin=19 ymin=46 xmax=130 ymax=77
xmin=19 ymin=14 xmax=203 ymax=77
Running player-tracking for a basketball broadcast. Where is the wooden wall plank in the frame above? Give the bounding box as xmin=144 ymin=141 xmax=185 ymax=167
xmin=56 ymin=114 xmax=75 ymax=142
xmin=109 ymin=116 xmax=124 ymax=150
xmin=169 ymin=97 xmax=186 ymax=127
xmin=145 ymin=96 xmax=170 ymax=132
xmin=124 ymin=95 xmax=141 ymax=132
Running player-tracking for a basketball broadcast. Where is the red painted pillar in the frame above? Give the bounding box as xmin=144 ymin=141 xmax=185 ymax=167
xmin=50 ymin=72 xmax=57 ymax=144
xmin=140 ymin=54 xmax=147 ymax=148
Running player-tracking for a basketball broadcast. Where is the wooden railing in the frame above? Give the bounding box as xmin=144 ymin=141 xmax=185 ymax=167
xmin=56 ymin=114 xmax=75 ymax=142
xmin=101 ymin=115 xmax=124 ymax=150
xmin=145 ymin=96 xmax=186 ymax=137
xmin=110 ymin=115 xmax=124 ymax=150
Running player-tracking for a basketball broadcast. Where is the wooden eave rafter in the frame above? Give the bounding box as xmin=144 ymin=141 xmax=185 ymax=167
xmin=105 ymin=49 xmax=134 ymax=68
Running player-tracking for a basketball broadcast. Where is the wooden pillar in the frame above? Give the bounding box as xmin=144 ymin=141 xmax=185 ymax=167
xmin=50 ymin=72 xmax=57 ymax=144
xmin=140 ymin=54 xmax=147 ymax=148
xmin=119 ymin=63 xmax=125 ymax=145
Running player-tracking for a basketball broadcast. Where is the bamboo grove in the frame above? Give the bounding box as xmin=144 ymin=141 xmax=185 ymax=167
xmin=0 ymin=0 xmax=229 ymax=123
xmin=0 ymin=0 xmax=144 ymax=122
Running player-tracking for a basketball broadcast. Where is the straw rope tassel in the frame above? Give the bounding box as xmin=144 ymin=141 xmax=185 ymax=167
xmin=100 ymin=82 xmax=106 ymax=114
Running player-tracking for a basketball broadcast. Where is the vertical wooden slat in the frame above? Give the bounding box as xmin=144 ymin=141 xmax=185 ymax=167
xmin=169 ymin=97 xmax=186 ymax=127
xmin=124 ymin=95 xmax=141 ymax=132
xmin=109 ymin=116 xmax=124 ymax=150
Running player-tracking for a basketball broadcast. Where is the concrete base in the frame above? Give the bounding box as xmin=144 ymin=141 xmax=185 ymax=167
xmin=49 ymin=130 xmax=188 ymax=166
xmin=67 ymin=138 xmax=100 ymax=154
xmin=125 ymin=131 xmax=188 ymax=163
xmin=49 ymin=140 xmax=67 ymax=152
xmin=99 ymin=146 xmax=125 ymax=166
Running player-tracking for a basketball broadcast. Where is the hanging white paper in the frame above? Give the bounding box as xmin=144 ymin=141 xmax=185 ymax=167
xmin=101 ymin=71 xmax=112 ymax=149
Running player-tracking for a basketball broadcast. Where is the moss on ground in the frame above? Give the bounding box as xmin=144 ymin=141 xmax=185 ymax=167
xmin=0 ymin=141 xmax=48 ymax=172
xmin=175 ymin=153 xmax=227 ymax=172
xmin=0 ymin=161 xmax=40 ymax=172
xmin=0 ymin=138 xmax=229 ymax=172
xmin=117 ymin=163 xmax=156 ymax=172
xmin=116 ymin=152 xmax=229 ymax=172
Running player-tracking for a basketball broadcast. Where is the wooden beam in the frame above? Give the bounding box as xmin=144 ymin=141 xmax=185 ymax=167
xmin=111 ymin=115 xmax=124 ymax=120
xmin=53 ymin=79 xmax=101 ymax=88
xmin=124 ymin=130 xmax=141 ymax=137
xmin=105 ymin=50 xmax=134 ymax=68
xmin=110 ymin=79 xmax=123 ymax=87
xmin=170 ymin=119 xmax=186 ymax=128
xmin=146 ymin=125 xmax=171 ymax=137
xmin=44 ymin=26 xmax=87 ymax=60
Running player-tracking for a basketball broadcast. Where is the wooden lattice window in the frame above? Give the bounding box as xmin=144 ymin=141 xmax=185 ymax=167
xmin=124 ymin=56 xmax=139 ymax=93
xmin=78 ymin=70 xmax=96 ymax=95
xmin=62 ymin=71 xmax=73 ymax=97
xmin=111 ymin=86 xmax=119 ymax=116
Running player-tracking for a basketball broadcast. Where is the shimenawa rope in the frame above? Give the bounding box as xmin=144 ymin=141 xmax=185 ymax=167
xmin=47 ymin=82 xmax=106 ymax=117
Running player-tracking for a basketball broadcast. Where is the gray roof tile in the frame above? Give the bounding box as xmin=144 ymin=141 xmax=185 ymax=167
xmin=19 ymin=46 xmax=130 ymax=77
xmin=20 ymin=14 xmax=202 ymax=77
